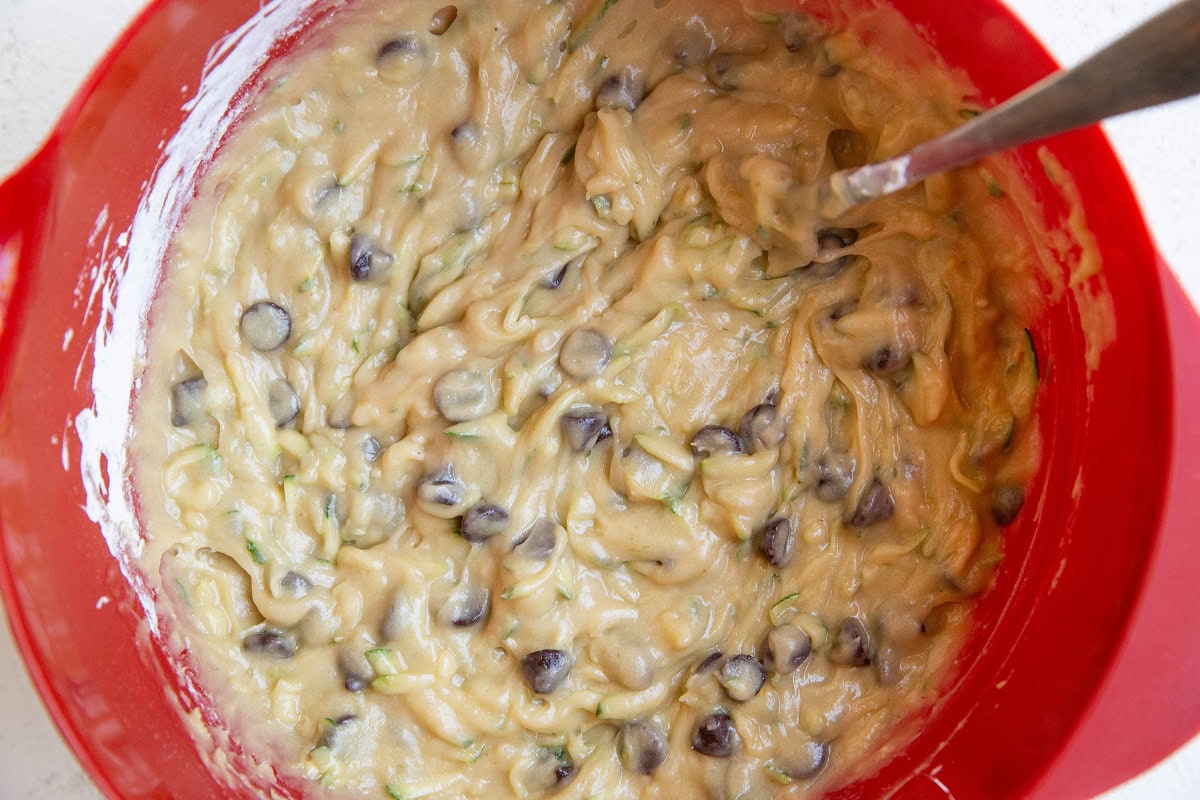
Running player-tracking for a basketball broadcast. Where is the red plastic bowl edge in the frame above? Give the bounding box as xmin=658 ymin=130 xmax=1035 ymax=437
xmin=0 ymin=4 xmax=180 ymax=797
xmin=1029 ymin=261 xmax=1200 ymax=799
xmin=1 ymin=1 xmax=1199 ymax=799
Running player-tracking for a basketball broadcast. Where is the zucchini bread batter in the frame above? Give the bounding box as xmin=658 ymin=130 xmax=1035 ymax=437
xmin=133 ymin=0 xmax=1042 ymax=797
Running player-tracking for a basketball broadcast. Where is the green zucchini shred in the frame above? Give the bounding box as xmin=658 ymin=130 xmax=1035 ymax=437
xmin=246 ymin=539 xmax=267 ymax=566
xmin=568 ymin=0 xmax=620 ymax=52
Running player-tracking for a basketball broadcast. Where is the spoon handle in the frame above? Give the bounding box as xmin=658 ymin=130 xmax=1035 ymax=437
xmin=841 ymin=0 xmax=1200 ymax=204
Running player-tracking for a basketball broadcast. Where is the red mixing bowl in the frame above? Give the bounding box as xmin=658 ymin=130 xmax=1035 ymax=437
xmin=2 ymin=1 xmax=1199 ymax=798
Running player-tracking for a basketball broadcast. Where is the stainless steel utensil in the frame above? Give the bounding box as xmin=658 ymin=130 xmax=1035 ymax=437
xmin=821 ymin=0 xmax=1200 ymax=216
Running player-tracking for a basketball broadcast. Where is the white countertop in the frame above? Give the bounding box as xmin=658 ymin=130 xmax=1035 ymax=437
xmin=1 ymin=1 xmax=1198 ymax=798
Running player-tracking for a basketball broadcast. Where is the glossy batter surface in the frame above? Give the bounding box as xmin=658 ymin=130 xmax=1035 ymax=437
xmin=132 ymin=1 xmax=1041 ymax=797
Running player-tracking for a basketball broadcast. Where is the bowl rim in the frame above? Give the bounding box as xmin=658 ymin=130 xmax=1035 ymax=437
xmin=0 ymin=1 xmax=1193 ymax=799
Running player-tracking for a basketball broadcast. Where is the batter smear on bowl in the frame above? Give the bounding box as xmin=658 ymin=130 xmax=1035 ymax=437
xmin=132 ymin=0 xmax=1042 ymax=796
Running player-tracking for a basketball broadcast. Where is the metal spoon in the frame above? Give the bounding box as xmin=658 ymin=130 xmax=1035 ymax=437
xmin=819 ymin=0 xmax=1200 ymax=217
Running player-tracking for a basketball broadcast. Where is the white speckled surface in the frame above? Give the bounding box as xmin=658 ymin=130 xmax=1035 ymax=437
xmin=1 ymin=1 xmax=1197 ymax=798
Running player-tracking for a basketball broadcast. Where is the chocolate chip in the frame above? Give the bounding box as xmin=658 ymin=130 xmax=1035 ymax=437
xmin=170 ymin=377 xmax=207 ymax=427
xmin=756 ymin=517 xmax=795 ymax=568
xmin=434 ymin=368 xmax=499 ymax=422
xmin=378 ymin=37 xmax=420 ymax=63
xmin=848 ymin=478 xmax=894 ymax=528
xmin=460 ymin=502 xmax=510 ymax=543
xmin=762 ymin=624 xmax=812 ymax=675
xmin=618 ymin=720 xmax=668 ymax=775
xmin=718 ymin=655 xmax=766 ymax=702
xmin=692 ymin=710 xmax=738 ymax=757
xmin=559 ymin=329 xmax=612 ymax=379
xmin=738 ymin=403 xmax=785 ymax=451
xmin=268 ymin=378 xmax=301 ymax=427
xmin=992 ymin=485 xmax=1025 ymax=526
xmin=863 ymin=345 xmax=911 ymax=376
xmin=690 ymin=425 xmax=745 ymax=459
xmin=521 ymin=649 xmax=572 ymax=694
xmin=560 ymin=410 xmax=612 ymax=452
xmin=512 ymin=519 xmax=557 ymax=561
xmin=829 ymin=617 xmax=871 ymax=666
xmin=240 ymin=302 xmax=291 ymax=351
xmin=349 ymin=233 xmax=395 ymax=281
xmin=280 ymin=571 xmax=311 ymax=598
xmin=813 ymin=451 xmax=856 ymax=502
xmin=596 ymin=69 xmax=643 ymax=111
xmin=242 ymin=628 xmax=297 ymax=660
xmin=442 ymin=584 xmax=490 ymax=628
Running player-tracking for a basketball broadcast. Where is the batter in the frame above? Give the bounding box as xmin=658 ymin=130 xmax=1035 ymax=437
xmin=132 ymin=0 xmax=1042 ymax=797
